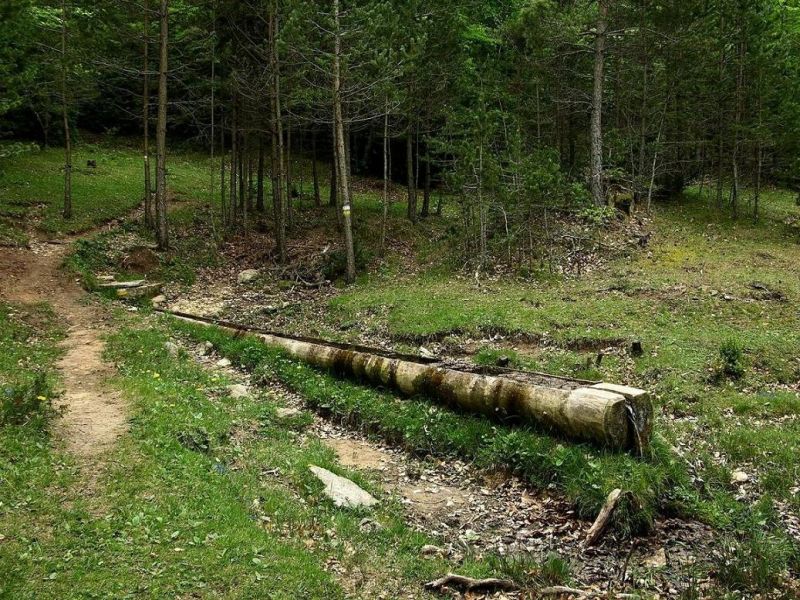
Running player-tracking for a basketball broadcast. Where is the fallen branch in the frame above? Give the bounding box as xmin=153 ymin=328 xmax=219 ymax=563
xmin=540 ymin=586 xmax=639 ymax=599
xmin=425 ymin=573 xmax=517 ymax=592
xmin=584 ymin=488 xmax=630 ymax=547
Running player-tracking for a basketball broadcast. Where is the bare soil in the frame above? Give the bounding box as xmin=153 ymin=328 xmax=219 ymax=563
xmin=0 ymin=236 xmax=128 ymax=481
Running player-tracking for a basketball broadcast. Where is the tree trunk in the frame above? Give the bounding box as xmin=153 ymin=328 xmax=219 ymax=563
xmin=171 ymin=312 xmax=653 ymax=454
xmin=154 ymin=0 xmax=169 ymax=250
xmin=590 ymin=0 xmax=608 ymax=207
xmin=285 ymin=125 xmax=293 ymax=227
xmin=61 ymin=0 xmax=72 ymax=220
xmin=333 ymin=0 xmax=356 ymax=284
xmin=269 ymin=3 xmax=287 ymax=263
xmin=329 ymin=139 xmax=338 ymax=208
xmin=421 ymin=138 xmax=431 ymax=217
xmin=220 ymin=113 xmax=226 ymax=225
xmin=312 ymin=132 xmax=321 ymax=206
xmin=229 ymin=104 xmax=238 ymax=225
xmin=143 ymin=0 xmax=152 ymax=226
xmin=257 ymin=135 xmax=265 ymax=212
xmin=406 ymin=122 xmax=417 ymax=222
xmin=380 ymin=104 xmax=389 ymax=254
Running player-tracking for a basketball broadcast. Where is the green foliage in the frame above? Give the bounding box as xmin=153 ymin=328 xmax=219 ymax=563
xmin=713 ymin=338 xmax=746 ymax=382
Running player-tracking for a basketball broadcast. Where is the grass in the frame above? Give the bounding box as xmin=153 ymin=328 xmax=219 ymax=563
xmin=5 ymin=309 xmax=565 ymax=597
xmin=0 ymin=140 xmax=214 ymax=244
xmin=2 ymin=139 xmax=799 ymax=594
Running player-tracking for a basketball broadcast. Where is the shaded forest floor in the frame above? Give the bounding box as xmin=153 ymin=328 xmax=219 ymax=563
xmin=2 ymin=139 xmax=799 ymax=598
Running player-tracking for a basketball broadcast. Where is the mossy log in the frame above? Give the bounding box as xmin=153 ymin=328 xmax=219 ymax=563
xmin=168 ymin=312 xmax=652 ymax=453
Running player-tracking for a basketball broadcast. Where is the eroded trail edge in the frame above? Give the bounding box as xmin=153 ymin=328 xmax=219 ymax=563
xmin=0 ymin=240 xmax=127 ymax=473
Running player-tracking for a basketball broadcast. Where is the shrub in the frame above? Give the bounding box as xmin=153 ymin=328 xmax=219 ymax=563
xmin=713 ymin=338 xmax=745 ymax=382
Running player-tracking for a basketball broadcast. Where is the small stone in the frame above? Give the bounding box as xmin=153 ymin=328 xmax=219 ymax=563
xmin=216 ymin=358 xmax=231 ymax=368
xmin=358 ymin=518 xmax=384 ymax=533
xmin=421 ymin=544 xmax=444 ymax=557
xmin=164 ymin=341 xmax=179 ymax=357
xmin=276 ymin=407 xmax=301 ymax=419
xmin=151 ymin=294 xmax=166 ymax=306
xmin=643 ymin=547 xmax=667 ymax=569
xmin=227 ymin=384 xmax=249 ymax=399
xmin=237 ymin=269 xmax=260 ymax=284
xmin=731 ymin=470 xmax=749 ymax=484
xmin=201 ymin=341 xmax=214 ymax=355
xmin=309 ymin=465 xmax=378 ymax=508
xmin=419 ymin=346 xmax=434 ymax=359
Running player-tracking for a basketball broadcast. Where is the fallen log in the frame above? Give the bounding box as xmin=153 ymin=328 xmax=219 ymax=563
xmin=159 ymin=310 xmax=652 ymax=453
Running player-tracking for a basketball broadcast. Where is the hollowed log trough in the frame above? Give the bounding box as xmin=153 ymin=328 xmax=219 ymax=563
xmin=166 ymin=311 xmax=652 ymax=454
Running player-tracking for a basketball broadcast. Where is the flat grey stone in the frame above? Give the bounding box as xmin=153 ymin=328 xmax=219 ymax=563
xmin=216 ymin=358 xmax=231 ymax=368
xmin=227 ymin=384 xmax=250 ymax=399
xmin=309 ymin=465 xmax=378 ymax=508
xmin=237 ymin=269 xmax=260 ymax=284
xmin=276 ymin=407 xmax=301 ymax=419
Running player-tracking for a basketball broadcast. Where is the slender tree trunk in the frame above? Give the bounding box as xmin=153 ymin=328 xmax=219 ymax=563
xmin=312 ymin=132 xmax=321 ymax=206
xmin=380 ymin=104 xmax=389 ymax=254
xmin=209 ymin=0 xmax=216 ymax=236
xmin=590 ymin=0 xmax=608 ymax=207
xmin=333 ymin=0 xmax=356 ymax=283
xmin=715 ymin=15 xmax=726 ymax=210
xmin=421 ymin=138 xmax=431 ymax=217
xmin=329 ymin=145 xmax=337 ymax=207
xmin=269 ymin=3 xmax=287 ymax=262
xmin=230 ymin=104 xmax=238 ymax=225
xmin=60 ymin=0 xmax=72 ymax=220
xmin=154 ymin=0 xmax=169 ymax=249
xmin=220 ymin=113 xmax=226 ymax=225
xmin=731 ymin=31 xmax=745 ymax=220
xmin=406 ymin=121 xmax=417 ymax=222
xmin=285 ymin=125 xmax=293 ymax=227
xmin=257 ymin=135 xmax=265 ymax=212
xmin=143 ymin=0 xmax=152 ymax=226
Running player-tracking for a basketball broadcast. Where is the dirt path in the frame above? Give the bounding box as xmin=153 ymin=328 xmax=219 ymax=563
xmin=0 ymin=238 xmax=127 ymax=476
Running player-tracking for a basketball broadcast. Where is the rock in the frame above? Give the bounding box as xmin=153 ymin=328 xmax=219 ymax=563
xmin=496 ymin=355 xmax=510 ymax=367
xmin=226 ymin=384 xmax=250 ymax=399
xmin=421 ymin=544 xmax=445 ymax=557
xmin=216 ymin=358 xmax=232 ymax=368
xmin=308 ymin=465 xmax=378 ymax=508
xmin=120 ymin=246 xmax=160 ymax=274
xmin=237 ymin=269 xmax=260 ymax=284
xmin=201 ymin=341 xmax=214 ymax=355
xmin=419 ymin=346 xmax=435 ymax=359
xmin=643 ymin=547 xmax=667 ymax=569
xmin=276 ymin=407 xmax=301 ymax=419
xmin=151 ymin=294 xmax=166 ymax=306
xmin=731 ymin=470 xmax=749 ymax=484
xmin=164 ymin=341 xmax=179 ymax=357
xmin=358 ymin=518 xmax=384 ymax=533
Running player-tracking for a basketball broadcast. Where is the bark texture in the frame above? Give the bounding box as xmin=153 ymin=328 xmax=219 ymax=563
xmin=169 ymin=312 xmax=652 ymax=453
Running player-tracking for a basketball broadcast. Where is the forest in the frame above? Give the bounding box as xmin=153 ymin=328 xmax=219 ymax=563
xmin=1 ymin=0 xmax=800 ymax=598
